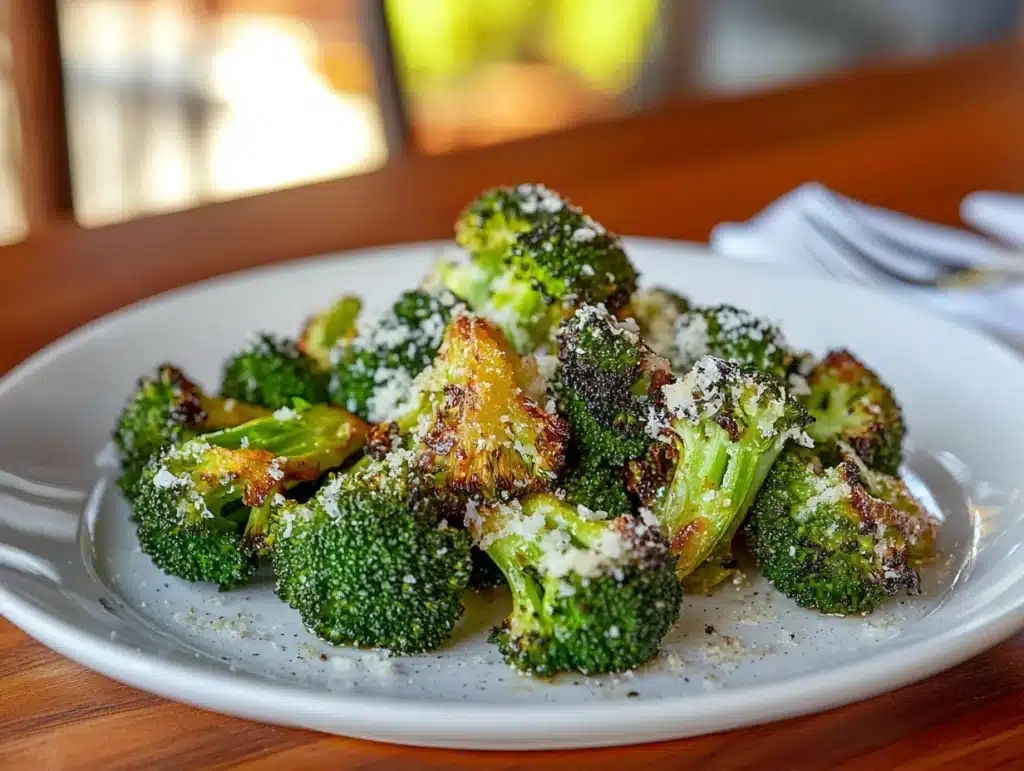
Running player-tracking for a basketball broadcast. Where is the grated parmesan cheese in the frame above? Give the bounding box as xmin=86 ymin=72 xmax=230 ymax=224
xmin=672 ymin=313 xmax=709 ymax=371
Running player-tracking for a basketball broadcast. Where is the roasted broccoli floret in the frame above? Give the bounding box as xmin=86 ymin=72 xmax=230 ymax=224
xmin=457 ymin=184 xmax=565 ymax=255
xmin=270 ymin=458 xmax=472 ymax=654
xmin=298 ymin=295 xmax=361 ymax=369
xmin=673 ymin=305 xmax=795 ymax=382
xmin=222 ymin=334 xmax=329 ymax=410
xmin=440 ymin=186 xmax=637 ymax=353
xmin=472 ymin=492 xmax=681 ymax=675
xmin=330 ymin=288 xmax=457 ymax=422
xmin=390 ymin=313 xmax=569 ymax=504
xmin=489 ymin=214 xmax=637 ymax=352
xmin=560 ymin=463 xmax=633 ymax=516
xmin=746 ymin=446 xmax=937 ymax=614
xmin=446 ymin=184 xmax=567 ymax=308
xmin=131 ymin=404 xmax=367 ymax=588
xmin=803 ymin=350 xmax=905 ymax=474
xmin=553 ymin=304 xmax=671 ymax=514
xmin=113 ymin=365 xmax=269 ymax=495
xmin=857 ymin=461 xmax=937 ymax=566
xmin=625 ymin=287 xmax=691 ymax=361
xmin=557 ymin=304 xmax=669 ymax=466
xmin=636 ymin=356 xmax=812 ymax=580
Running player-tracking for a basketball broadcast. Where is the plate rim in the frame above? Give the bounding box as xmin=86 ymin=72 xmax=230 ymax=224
xmin=2 ymin=237 xmax=1024 ymax=749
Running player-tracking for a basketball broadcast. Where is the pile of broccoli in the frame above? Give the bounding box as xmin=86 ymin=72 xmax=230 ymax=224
xmin=113 ymin=183 xmax=939 ymax=676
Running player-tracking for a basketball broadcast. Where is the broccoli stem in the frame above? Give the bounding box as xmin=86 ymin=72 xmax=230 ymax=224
xmin=300 ymin=296 xmax=362 ymax=369
xmin=661 ymin=422 xmax=787 ymax=577
xmin=485 ymin=535 xmax=546 ymax=630
xmin=551 ymin=506 xmax=611 ymax=547
xmin=198 ymin=397 xmax=270 ymax=430
xmin=315 ymin=298 xmax=361 ymax=350
xmin=204 ymin=405 xmax=363 ymax=467
xmin=241 ymin=496 xmax=276 ymax=555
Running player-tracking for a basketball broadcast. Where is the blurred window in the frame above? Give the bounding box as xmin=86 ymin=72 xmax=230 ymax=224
xmin=386 ymin=0 xmax=662 ymax=153
xmin=1 ymin=0 xmax=1015 ymax=234
xmin=0 ymin=0 xmax=26 ymax=245
xmin=387 ymin=0 xmax=1020 ymax=153
xmin=58 ymin=0 xmax=388 ymax=228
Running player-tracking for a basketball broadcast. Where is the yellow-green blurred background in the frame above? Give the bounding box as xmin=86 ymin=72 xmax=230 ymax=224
xmin=0 ymin=0 xmax=1020 ymax=243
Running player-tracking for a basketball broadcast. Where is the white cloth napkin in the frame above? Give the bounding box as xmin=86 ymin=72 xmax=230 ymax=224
xmin=708 ymin=183 xmax=1024 ymax=346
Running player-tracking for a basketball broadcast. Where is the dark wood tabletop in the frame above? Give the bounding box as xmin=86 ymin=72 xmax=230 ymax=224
xmin=2 ymin=41 xmax=1023 ymax=770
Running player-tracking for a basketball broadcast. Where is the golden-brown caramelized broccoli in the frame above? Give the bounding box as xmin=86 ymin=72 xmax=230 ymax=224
xmin=114 ymin=364 xmax=270 ymax=495
xmin=395 ymin=314 xmax=569 ymax=503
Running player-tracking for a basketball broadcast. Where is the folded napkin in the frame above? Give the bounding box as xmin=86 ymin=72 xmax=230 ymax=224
xmin=709 ymin=183 xmax=1024 ymax=346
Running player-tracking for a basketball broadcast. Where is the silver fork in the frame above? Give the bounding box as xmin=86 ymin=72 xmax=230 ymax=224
xmin=801 ymin=198 xmax=1024 ymax=291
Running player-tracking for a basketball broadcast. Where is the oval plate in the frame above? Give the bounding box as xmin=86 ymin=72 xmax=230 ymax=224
xmin=1 ymin=239 xmax=1023 ymax=750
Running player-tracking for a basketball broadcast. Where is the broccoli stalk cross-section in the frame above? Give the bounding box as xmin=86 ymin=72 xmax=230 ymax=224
xmin=298 ymin=295 xmax=361 ymax=369
xmin=804 ymin=350 xmax=905 ymax=474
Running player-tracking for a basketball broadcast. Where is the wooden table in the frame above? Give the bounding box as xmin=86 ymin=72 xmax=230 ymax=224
xmin=2 ymin=41 xmax=1024 ymax=770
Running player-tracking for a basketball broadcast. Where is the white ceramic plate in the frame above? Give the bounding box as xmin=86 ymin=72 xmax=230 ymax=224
xmin=2 ymin=239 xmax=1023 ymax=750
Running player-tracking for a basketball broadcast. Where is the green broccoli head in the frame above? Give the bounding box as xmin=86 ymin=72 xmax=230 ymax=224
xmin=482 ymin=213 xmax=636 ymax=352
xmin=553 ymin=304 xmax=674 ymax=518
xmin=222 ymin=334 xmax=329 ymax=410
xmin=391 ymin=313 xmax=569 ymax=504
xmin=804 ymin=350 xmax=905 ymax=474
xmin=456 ymin=184 xmax=568 ymax=257
xmin=298 ymin=295 xmax=361 ymax=370
xmin=474 ymin=492 xmax=681 ymax=675
xmin=132 ymin=444 xmax=266 ymax=589
xmin=130 ymin=404 xmax=367 ymax=588
xmin=746 ymin=447 xmax=933 ymax=614
xmin=447 ymin=185 xmax=570 ymax=307
xmin=624 ymin=287 xmax=691 ymax=361
xmin=114 ymin=365 xmax=269 ymax=495
xmin=556 ymin=389 xmax=651 ymax=471
xmin=270 ymin=465 xmax=472 ymax=654
xmin=673 ymin=305 xmax=795 ymax=382
xmin=441 ymin=186 xmax=638 ymax=353
xmin=556 ymin=304 xmax=671 ymax=468
xmin=640 ymin=356 xmax=812 ymax=579
xmin=559 ymin=461 xmax=633 ymax=517
xmin=330 ymin=288 xmax=458 ymax=422
xmin=508 ymin=215 xmax=635 ymax=310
